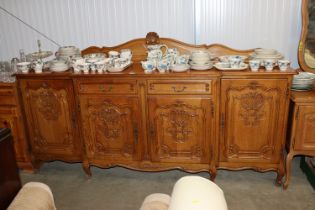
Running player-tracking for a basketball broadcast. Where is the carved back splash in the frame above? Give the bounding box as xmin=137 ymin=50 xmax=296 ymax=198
xmin=81 ymin=32 xmax=255 ymax=63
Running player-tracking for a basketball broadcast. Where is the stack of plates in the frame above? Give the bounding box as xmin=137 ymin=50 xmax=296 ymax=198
xmin=250 ymin=48 xmax=283 ymax=61
xmin=49 ymin=60 xmax=69 ymax=72
xmin=291 ymin=72 xmax=315 ymax=91
xmin=57 ymin=46 xmax=80 ymax=60
xmin=190 ymin=61 xmax=213 ymax=70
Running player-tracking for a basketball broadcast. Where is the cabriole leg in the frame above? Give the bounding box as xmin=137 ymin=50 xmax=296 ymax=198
xmin=283 ymin=153 xmax=294 ymax=189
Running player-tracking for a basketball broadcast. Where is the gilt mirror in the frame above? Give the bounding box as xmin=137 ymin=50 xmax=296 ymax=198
xmin=299 ymin=0 xmax=315 ymax=73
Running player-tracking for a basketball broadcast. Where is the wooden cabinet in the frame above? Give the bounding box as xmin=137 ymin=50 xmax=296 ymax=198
xmin=219 ymin=79 xmax=289 ymax=184
xmin=14 ymin=33 xmax=297 ymax=183
xmin=18 ymin=79 xmax=81 ymax=162
xmin=75 ymin=77 xmax=217 ymax=177
xmin=284 ymin=91 xmax=315 ymax=189
xmin=0 ymin=83 xmax=33 ymax=171
xmin=147 ymin=79 xmax=217 ymax=179
xmin=76 ymin=79 xmax=142 ymax=174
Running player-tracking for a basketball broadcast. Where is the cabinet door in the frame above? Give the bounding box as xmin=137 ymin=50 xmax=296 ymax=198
xmin=19 ymin=80 xmax=81 ymax=160
xmin=294 ymin=105 xmax=315 ymax=151
xmin=79 ymin=96 xmax=141 ymax=162
xmin=0 ymin=107 xmax=28 ymax=164
xmin=220 ymin=79 xmax=288 ymax=163
xmin=148 ymin=96 xmax=214 ymax=164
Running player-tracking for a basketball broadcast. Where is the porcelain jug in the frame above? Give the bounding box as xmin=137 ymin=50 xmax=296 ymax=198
xmin=147 ymin=44 xmax=168 ymax=60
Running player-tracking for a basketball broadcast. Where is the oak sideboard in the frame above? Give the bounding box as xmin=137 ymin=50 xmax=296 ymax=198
xmin=5 ymin=33 xmax=298 ymax=185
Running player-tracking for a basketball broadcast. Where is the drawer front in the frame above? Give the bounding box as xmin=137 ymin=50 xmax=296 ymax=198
xmin=0 ymin=85 xmax=16 ymax=106
xmin=0 ymin=95 xmax=16 ymax=106
xmin=147 ymin=80 xmax=212 ymax=94
xmin=78 ymin=80 xmax=137 ymax=94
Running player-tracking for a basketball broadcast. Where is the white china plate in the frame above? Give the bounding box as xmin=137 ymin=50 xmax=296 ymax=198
xmin=107 ymin=62 xmax=132 ymax=73
xmin=170 ymin=64 xmax=190 ymax=72
xmin=214 ymin=62 xmax=248 ymax=71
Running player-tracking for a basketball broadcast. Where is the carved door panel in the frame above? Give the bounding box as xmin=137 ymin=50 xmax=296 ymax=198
xmin=220 ymin=79 xmax=288 ymax=163
xmin=19 ymin=80 xmax=81 ymax=159
xmin=294 ymin=105 xmax=315 ymax=150
xmin=79 ymin=96 xmax=141 ymax=161
xmin=148 ymin=96 xmax=213 ymax=164
xmin=0 ymin=108 xmax=26 ymax=163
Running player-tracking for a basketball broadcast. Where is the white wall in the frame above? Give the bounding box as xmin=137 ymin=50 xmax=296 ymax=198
xmin=0 ymin=0 xmax=195 ymax=61
xmin=195 ymin=0 xmax=302 ymax=68
xmin=0 ymin=0 xmax=302 ymax=68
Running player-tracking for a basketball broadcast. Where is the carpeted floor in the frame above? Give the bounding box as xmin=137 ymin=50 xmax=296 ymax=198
xmin=20 ymin=158 xmax=315 ymax=210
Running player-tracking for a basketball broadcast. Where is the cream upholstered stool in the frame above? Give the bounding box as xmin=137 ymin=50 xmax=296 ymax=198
xmin=139 ymin=176 xmax=228 ymax=210
xmin=7 ymin=182 xmax=56 ymax=210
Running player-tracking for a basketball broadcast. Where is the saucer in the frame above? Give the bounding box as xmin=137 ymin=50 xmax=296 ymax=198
xmin=170 ymin=64 xmax=190 ymax=72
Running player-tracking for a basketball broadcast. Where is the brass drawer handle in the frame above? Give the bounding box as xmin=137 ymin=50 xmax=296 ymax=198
xmin=172 ymin=86 xmax=187 ymax=92
xmin=99 ymin=85 xmax=113 ymax=92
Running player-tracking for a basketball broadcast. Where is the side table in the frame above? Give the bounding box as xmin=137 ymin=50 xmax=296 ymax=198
xmin=284 ymin=90 xmax=315 ymax=189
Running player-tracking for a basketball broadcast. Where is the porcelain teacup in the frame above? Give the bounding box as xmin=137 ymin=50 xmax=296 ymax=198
xmin=32 ymin=60 xmax=43 ymax=73
xmin=278 ymin=60 xmax=290 ymax=71
xmin=78 ymin=63 xmax=90 ymax=73
xmin=94 ymin=61 xmax=105 ymax=72
xmin=141 ymin=60 xmax=156 ymax=73
xmin=229 ymin=57 xmax=242 ymax=69
xmin=176 ymin=54 xmax=190 ymax=65
xmin=17 ymin=62 xmax=31 ymax=73
xmin=264 ymin=59 xmax=275 ymax=71
xmin=249 ymin=60 xmax=260 ymax=71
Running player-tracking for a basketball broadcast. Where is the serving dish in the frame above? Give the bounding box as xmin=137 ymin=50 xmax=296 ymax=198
xmin=107 ymin=62 xmax=133 ymax=73
xmin=218 ymin=55 xmax=248 ymax=62
xmin=214 ymin=62 xmax=248 ymax=71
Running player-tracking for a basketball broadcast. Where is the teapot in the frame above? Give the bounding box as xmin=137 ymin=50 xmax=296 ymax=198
xmin=146 ymin=44 xmax=168 ymax=60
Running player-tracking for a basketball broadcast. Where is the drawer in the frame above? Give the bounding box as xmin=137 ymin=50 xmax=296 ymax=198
xmin=77 ymin=79 xmax=137 ymax=94
xmin=147 ymin=80 xmax=212 ymax=94
xmin=0 ymin=95 xmax=16 ymax=106
xmin=0 ymin=84 xmax=14 ymax=96
xmin=0 ymin=85 xmax=16 ymax=106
